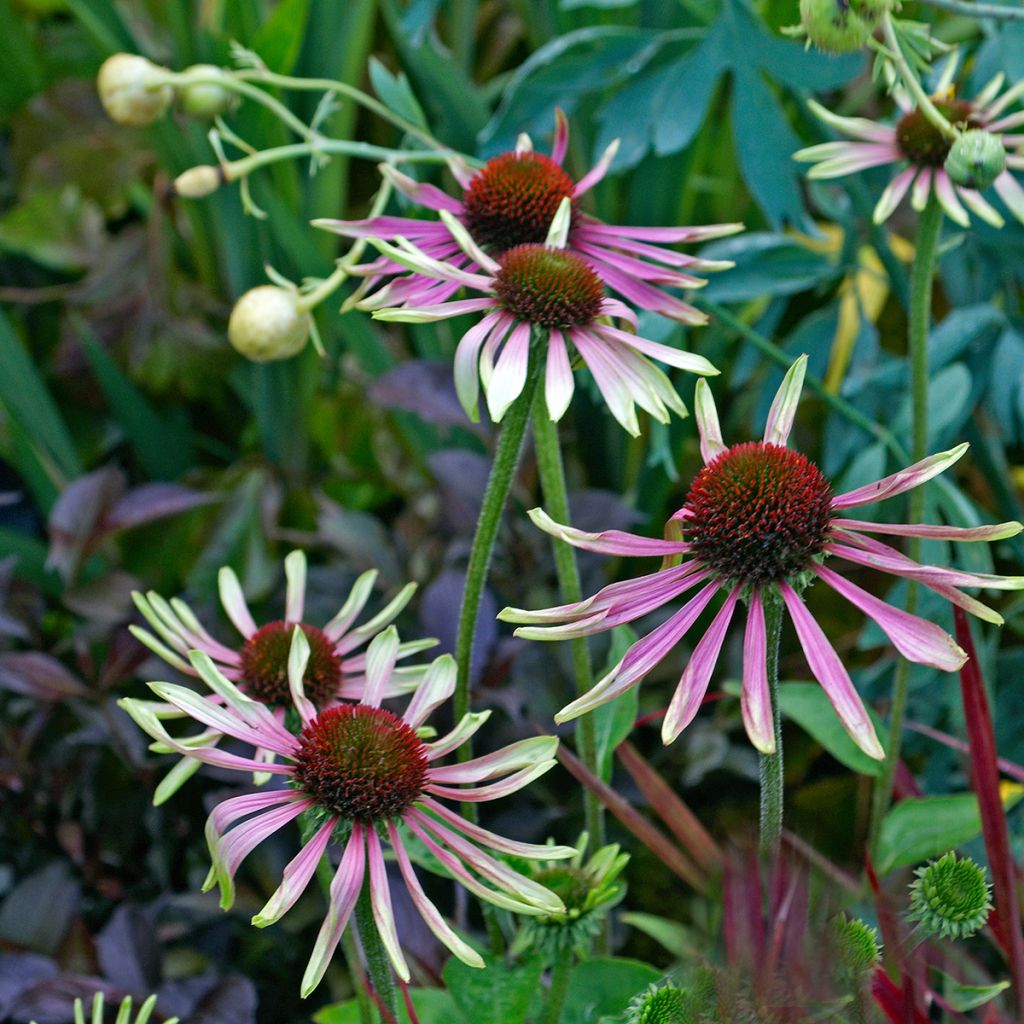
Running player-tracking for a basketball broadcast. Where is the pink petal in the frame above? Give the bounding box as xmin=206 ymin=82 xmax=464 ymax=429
xmin=527 ymin=507 xmax=691 ymax=556
xmin=833 ymin=517 xmax=1022 ymax=542
xmin=573 ymin=139 xmax=619 ymax=196
xmin=551 ymin=108 xmax=569 ymax=165
xmin=252 ymin=818 xmax=336 ymax=926
xmin=425 ymin=760 xmax=555 ymax=802
xmin=544 ymin=329 xmax=575 ymax=422
xmin=366 ymin=827 xmax=410 ymax=981
xmin=873 ymin=166 xmax=917 ymax=224
xmin=662 ymin=589 xmax=739 ymax=744
xmin=486 ymin=321 xmax=531 ymax=421
xmin=778 ymin=582 xmax=883 ymax=759
xmin=741 ymin=590 xmax=774 ymax=754
xmin=830 ymin=444 xmax=968 ymax=509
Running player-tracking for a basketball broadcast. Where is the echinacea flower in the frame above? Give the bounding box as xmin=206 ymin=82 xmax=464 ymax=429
xmin=794 ymin=61 xmax=1024 ymax=227
xmin=500 ymin=357 xmax=1024 ymax=755
xmin=130 ymin=550 xmax=435 ymax=801
xmin=357 ymin=205 xmax=718 ymax=435
xmin=314 ymin=111 xmax=741 ymax=325
xmin=119 ymin=629 xmax=574 ymax=996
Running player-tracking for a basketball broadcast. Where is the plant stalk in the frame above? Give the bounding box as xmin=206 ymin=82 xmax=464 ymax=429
xmin=531 ymin=395 xmax=606 ymax=851
xmin=355 ymin=883 xmax=399 ymax=1023
xmin=542 ymin=957 xmax=574 ymax=1024
xmin=758 ymin=595 xmax=785 ymax=859
xmin=868 ymin=193 xmax=943 ymax=855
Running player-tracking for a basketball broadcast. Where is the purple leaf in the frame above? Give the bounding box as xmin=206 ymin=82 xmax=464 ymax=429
xmin=369 ymin=360 xmax=477 ymax=429
xmin=9 ymin=976 xmax=121 ymax=1024
xmin=316 ymin=498 xmax=401 ymax=581
xmin=62 ymin=570 xmax=140 ymax=625
xmin=0 ymin=953 xmax=58 ymax=1019
xmin=0 ymin=652 xmax=87 ymax=700
xmin=101 ymin=483 xmax=217 ymax=534
xmin=428 ymin=450 xmax=490 ymax=535
xmin=96 ymin=904 xmax=162 ymax=994
xmin=0 ymin=863 xmax=81 ymax=955
xmin=47 ymin=467 xmax=125 ymax=580
xmin=181 ymin=975 xmax=257 ymax=1024
xmin=420 ymin=569 xmax=496 ymax=686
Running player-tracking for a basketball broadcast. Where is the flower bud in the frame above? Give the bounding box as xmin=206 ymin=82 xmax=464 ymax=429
xmin=97 ymin=53 xmax=172 ymax=126
xmin=945 ymin=129 xmax=1006 ymax=190
xmin=798 ymin=0 xmax=887 ymax=54
xmin=177 ymin=65 xmax=236 ymax=119
xmin=625 ymin=983 xmax=688 ymax=1024
xmin=171 ymin=165 xmax=223 ymax=199
xmin=908 ymin=851 xmax=992 ymax=940
xmin=227 ymin=286 xmax=311 ymax=363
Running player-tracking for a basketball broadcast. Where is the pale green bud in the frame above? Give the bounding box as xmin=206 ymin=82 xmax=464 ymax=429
xmin=945 ymin=129 xmax=1007 ymax=190
xmin=97 ymin=53 xmax=172 ymax=126
xmin=177 ymin=65 xmax=237 ymax=119
xmin=228 ymin=286 xmax=311 ymax=362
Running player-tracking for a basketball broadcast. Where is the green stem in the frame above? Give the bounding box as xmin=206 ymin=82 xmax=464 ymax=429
xmin=542 ymin=957 xmax=574 ymax=1024
xmin=454 ymin=364 xmax=543 ymax=762
xmin=355 ymin=883 xmax=399 ymax=1023
xmin=758 ymin=595 xmax=785 ymax=859
xmin=917 ymin=0 xmax=1024 ymax=20
xmin=530 ymin=395 xmax=606 ymax=851
xmin=315 ymin=856 xmax=373 ymax=1024
xmin=868 ymin=193 xmax=943 ymax=856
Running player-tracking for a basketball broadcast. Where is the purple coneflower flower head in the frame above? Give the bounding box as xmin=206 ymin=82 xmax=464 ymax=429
xmin=130 ymin=550 xmax=435 ymax=802
xmin=119 ymin=628 xmax=574 ymax=996
xmin=794 ymin=60 xmax=1024 ymax=227
xmin=500 ymin=357 xmax=1024 ymax=755
xmin=362 ymin=203 xmax=718 ymax=435
xmin=313 ymin=110 xmax=742 ymax=324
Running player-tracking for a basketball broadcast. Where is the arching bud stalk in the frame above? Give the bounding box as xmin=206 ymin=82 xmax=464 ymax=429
xmin=97 ymin=53 xmax=173 ymax=126
xmin=176 ymin=64 xmax=237 ymax=119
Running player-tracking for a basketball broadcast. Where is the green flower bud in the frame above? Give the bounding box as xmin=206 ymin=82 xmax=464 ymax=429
xmin=97 ymin=53 xmax=172 ymax=126
xmin=908 ymin=851 xmax=993 ymax=940
xmin=944 ymin=129 xmax=1007 ymax=190
xmin=797 ymin=0 xmax=889 ymax=54
xmin=227 ymin=285 xmax=311 ymax=363
xmin=177 ymin=65 xmax=237 ymax=119
xmin=831 ymin=915 xmax=882 ymax=977
xmin=625 ymin=983 xmax=690 ymax=1024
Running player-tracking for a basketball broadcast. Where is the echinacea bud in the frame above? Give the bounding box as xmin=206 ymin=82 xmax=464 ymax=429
xmin=171 ymin=165 xmax=223 ymax=199
xmin=798 ymin=0 xmax=886 ymax=53
xmin=945 ymin=129 xmax=1006 ymax=190
xmin=625 ymin=983 xmax=689 ymax=1024
xmin=832 ymin=915 xmax=882 ymax=977
xmin=177 ymin=64 xmax=236 ymax=119
xmin=908 ymin=851 xmax=993 ymax=940
xmin=97 ymin=53 xmax=172 ymax=126
xmin=227 ymin=285 xmax=311 ymax=362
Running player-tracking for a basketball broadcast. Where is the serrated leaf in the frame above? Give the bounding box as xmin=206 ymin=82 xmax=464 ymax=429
xmin=368 ymin=56 xmax=428 ymax=129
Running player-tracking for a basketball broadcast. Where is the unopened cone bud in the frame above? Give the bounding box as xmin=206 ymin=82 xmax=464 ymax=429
xmin=945 ymin=129 xmax=1006 ymax=190
xmin=228 ymin=285 xmax=311 ymax=362
xmin=798 ymin=0 xmax=888 ymax=53
xmin=177 ymin=65 xmax=236 ymax=119
xmin=97 ymin=53 xmax=172 ymax=126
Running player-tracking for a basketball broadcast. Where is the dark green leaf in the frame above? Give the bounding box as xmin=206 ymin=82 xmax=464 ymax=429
xmin=560 ymin=958 xmax=662 ymax=1023
xmin=442 ymin=955 xmax=543 ymax=1024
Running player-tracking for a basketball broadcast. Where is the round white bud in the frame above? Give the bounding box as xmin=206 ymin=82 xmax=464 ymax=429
xmin=97 ymin=53 xmax=172 ymax=126
xmin=227 ymin=286 xmax=311 ymax=363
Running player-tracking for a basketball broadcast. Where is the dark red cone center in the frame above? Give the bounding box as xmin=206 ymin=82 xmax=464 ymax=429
xmin=239 ymin=621 xmax=341 ymax=707
xmin=293 ymin=705 xmax=429 ymax=821
xmin=896 ymin=100 xmax=975 ymax=166
xmin=463 ymin=152 xmax=577 ymax=254
xmin=493 ymin=244 xmax=604 ymax=329
xmin=684 ymin=442 xmax=834 ymax=585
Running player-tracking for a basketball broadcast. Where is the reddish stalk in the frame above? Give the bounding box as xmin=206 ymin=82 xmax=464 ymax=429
xmin=954 ymin=607 xmax=1024 ymax=1019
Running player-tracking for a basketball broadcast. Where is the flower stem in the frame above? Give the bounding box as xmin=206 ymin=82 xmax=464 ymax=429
xmin=758 ymin=594 xmax=785 ymax=859
xmin=454 ymin=363 xmax=542 ymax=762
xmin=542 ymin=957 xmax=574 ymax=1024
xmin=868 ymin=192 xmax=943 ymax=856
xmin=355 ymin=882 xmax=399 ymax=1023
xmin=315 ymin=855 xmax=373 ymax=1024
xmin=917 ymin=0 xmax=1024 ymax=20
xmin=530 ymin=396 xmax=606 ymax=851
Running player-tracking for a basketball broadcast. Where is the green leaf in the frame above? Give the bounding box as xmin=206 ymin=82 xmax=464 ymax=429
xmin=0 ymin=187 xmax=104 ymax=273
xmin=939 ymin=976 xmax=1010 ymax=1013
xmin=700 ymin=233 xmax=833 ymax=302
xmin=619 ymin=912 xmax=697 ymax=959
xmin=0 ymin=308 xmax=81 ymax=483
xmin=593 ymin=626 xmax=639 ymax=781
xmin=79 ymin=329 xmax=194 ymax=480
xmin=252 ymin=0 xmax=310 ymax=73
xmin=0 ymin=0 xmax=43 ymax=116
xmin=560 ymin=958 xmax=662 ymax=1024
xmin=877 ymin=789 xmax=1024 ymax=873
xmin=442 ymin=954 xmax=543 ymax=1024
xmin=368 ymin=56 xmax=428 ymax=129
xmin=778 ymin=682 xmax=888 ymax=777
xmin=314 ymin=988 xmax=461 ymax=1024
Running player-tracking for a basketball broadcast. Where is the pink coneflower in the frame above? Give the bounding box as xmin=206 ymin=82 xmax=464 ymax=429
xmin=130 ymin=551 xmax=435 ymax=800
xmin=500 ymin=357 xmax=1024 ymax=755
xmin=357 ymin=209 xmax=718 ymax=435
xmin=313 ymin=110 xmax=741 ymax=324
xmin=794 ymin=66 xmax=1024 ymax=227
xmin=119 ymin=629 xmax=573 ymax=996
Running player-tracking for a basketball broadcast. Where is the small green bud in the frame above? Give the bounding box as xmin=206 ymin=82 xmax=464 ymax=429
xmin=796 ymin=0 xmax=889 ymax=54
xmin=177 ymin=65 xmax=237 ymax=119
xmin=908 ymin=851 xmax=993 ymax=941
xmin=625 ymin=983 xmax=690 ymax=1024
xmin=97 ymin=53 xmax=172 ymax=126
xmin=831 ymin=915 xmax=882 ymax=977
xmin=945 ymin=129 xmax=1006 ymax=190
xmin=227 ymin=285 xmax=311 ymax=362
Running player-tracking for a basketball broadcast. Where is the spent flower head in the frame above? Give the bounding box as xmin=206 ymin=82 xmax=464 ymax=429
xmin=501 ymin=357 xmax=1024 ymax=753
xmin=120 ymin=631 xmax=575 ymax=996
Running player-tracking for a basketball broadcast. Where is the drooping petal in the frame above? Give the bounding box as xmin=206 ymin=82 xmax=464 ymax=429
xmin=911 ymin=167 xmax=934 ymax=212
xmin=527 ymin=507 xmax=691 ymax=557
xmin=814 ymin=564 xmax=966 ymax=671
xmin=366 ymin=827 xmax=410 ymax=981
xmin=252 ymin=818 xmax=336 ymax=927
xmin=544 ymin=329 xmax=575 ymax=422
xmin=287 ymin=626 xmax=317 ymax=727
xmin=595 ymin=324 xmax=718 ymax=376
xmin=428 ymin=736 xmax=559 ymax=784
xmin=662 ymin=589 xmax=739 ymax=744
xmin=301 ymin=825 xmax=366 ymax=998
xmin=778 ymin=582 xmax=884 ymax=760
xmin=426 ymin=760 xmax=557 ymax=802
xmin=830 ymin=444 xmax=969 ymax=509
xmin=957 ymin=187 xmax=1005 ymax=228
xmin=694 ymin=378 xmax=726 ymax=464
xmin=486 ymin=321 xmax=532 ymax=422
xmin=741 ymin=589 xmax=774 ymax=755
xmin=873 ymin=167 xmax=918 ymax=224
xmin=933 ymin=170 xmax=970 ymax=227
xmin=833 ymin=518 xmax=1022 ymax=542
xmin=453 ymin=311 xmax=503 ymax=421
xmin=992 ymin=169 xmax=1024 ymax=225
xmin=387 ymin=822 xmax=484 ymax=968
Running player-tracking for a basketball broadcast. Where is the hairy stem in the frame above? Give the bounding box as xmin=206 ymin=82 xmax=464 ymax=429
xmin=531 ymin=396 xmax=606 ymax=852
xmin=758 ymin=596 xmax=785 ymax=859
xmin=355 ymin=883 xmax=398 ymax=1023
xmin=868 ymin=193 xmax=943 ymax=855
xmin=542 ymin=957 xmax=574 ymax=1024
